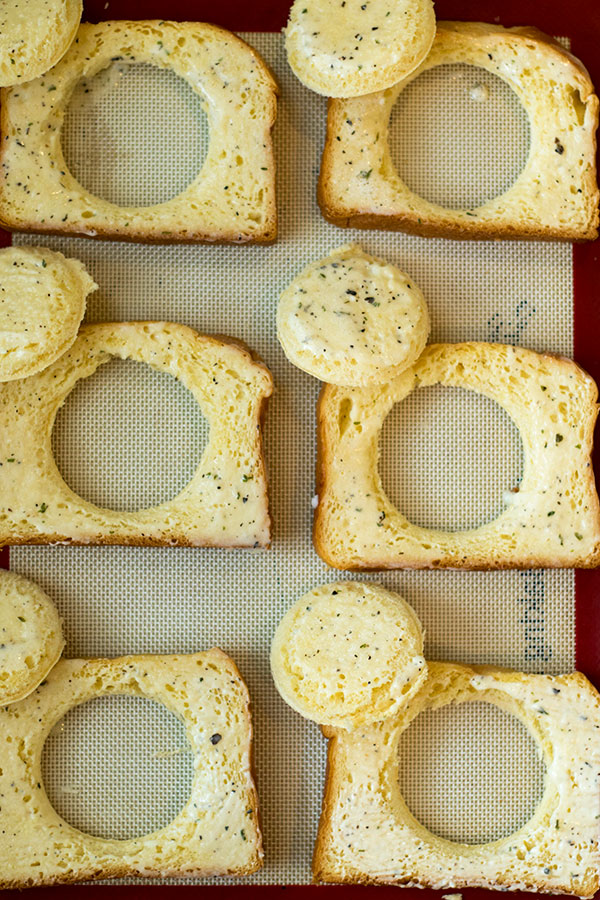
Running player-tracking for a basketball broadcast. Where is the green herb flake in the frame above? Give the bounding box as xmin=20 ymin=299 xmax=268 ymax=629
xmin=575 ymin=533 xmax=583 ymax=541
xmin=39 ymin=503 xmax=48 ymax=513
xmin=555 ymin=434 xmax=564 ymax=444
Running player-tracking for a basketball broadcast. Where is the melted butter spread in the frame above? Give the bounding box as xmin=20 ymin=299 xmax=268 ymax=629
xmin=0 ymin=0 xmax=80 ymax=87
xmin=0 ymin=247 xmax=96 ymax=380
xmin=0 ymin=570 xmax=64 ymax=704
xmin=271 ymin=581 xmax=427 ymax=729
xmin=285 ymin=0 xmax=435 ymax=96
xmin=0 ymin=608 xmax=39 ymax=671
xmin=277 ymin=243 xmax=429 ymax=386
xmin=290 ymin=0 xmax=419 ymax=71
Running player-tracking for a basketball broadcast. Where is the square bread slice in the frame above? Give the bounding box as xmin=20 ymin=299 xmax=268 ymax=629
xmin=314 ymin=342 xmax=600 ymax=569
xmin=0 ymin=20 xmax=278 ymax=244
xmin=314 ymin=662 xmax=600 ymax=896
xmin=318 ymin=22 xmax=599 ymax=241
xmin=0 ymin=649 xmax=263 ymax=887
xmin=0 ymin=322 xmax=273 ymax=547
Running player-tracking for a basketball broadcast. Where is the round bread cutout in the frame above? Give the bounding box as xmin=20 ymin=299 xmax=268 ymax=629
xmin=271 ymin=581 xmax=427 ymax=730
xmin=0 ymin=569 xmax=65 ymax=705
xmin=277 ymin=244 xmax=429 ymax=386
xmin=0 ymin=246 xmax=97 ymax=382
xmin=0 ymin=0 xmax=82 ymax=87
xmin=285 ymin=0 xmax=435 ymax=97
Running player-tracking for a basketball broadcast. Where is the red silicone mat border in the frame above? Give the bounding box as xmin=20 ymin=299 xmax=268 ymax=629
xmin=1 ymin=0 xmax=599 ymax=895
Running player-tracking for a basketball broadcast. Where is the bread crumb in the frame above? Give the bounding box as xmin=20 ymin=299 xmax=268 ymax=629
xmin=442 ymin=894 xmax=463 ymax=900
xmin=468 ymin=83 xmax=488 ymax=102
xmin=59 ymin=783 xmax=81 ymax=795
xmin=311 ymin=495 xmax=319 ymax=509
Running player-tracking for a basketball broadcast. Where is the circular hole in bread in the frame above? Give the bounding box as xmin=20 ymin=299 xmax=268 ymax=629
xmin=62 ymin=62 xmax=210 ymax=207
xmin=52 ymin=357 xmax=209 ymax=512
xmin=42 ymin=695 xmax=194 ymax=840
xmin=379 ymin=383 xmax=524 ymax=532
xmin=397 ymin=700 xmax=546 ymax=844
xmin=389 ymin=63 xmax=531 ymax=210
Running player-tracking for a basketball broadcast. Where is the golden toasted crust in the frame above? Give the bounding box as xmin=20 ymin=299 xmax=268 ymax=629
xmin=318 ymin=22 xmax=599 ymax=242
xmin=314 ymin=343 xmax=600 ymax=570
xmin=0 ymin=322 xmax=273 ymax=548
xmin=0 ymin=21 xmax=278 ymax=244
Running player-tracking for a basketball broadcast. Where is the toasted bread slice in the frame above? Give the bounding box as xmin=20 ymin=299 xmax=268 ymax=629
xmin=0 ymin=322 xmax=273 ymax=547
xmin=0 ymin=21 xmax=278 ymax=244
xmin=0 ymin=0 xmax=81 ymax=87
xmin=314 ymin=662 xmax=600 ymax=897
xmin=314 ymin=342 xmax=600 ymax=569
xmin=277 ymin=244 xmax=429 ymax=386
xmin=0 ymin=569 xmax=64 ymax=704
xmin=285 ymin=0 xmax=435 ymax=97
xmin=319 ymin=22 xmax=599 ymax=241
xmin=0 ymin=649 xmax=263 ymax=887
xmin=0 ymin=246 xmax=97 ymax=381
xmin=271 ymin=581 xmax=427 ymax=730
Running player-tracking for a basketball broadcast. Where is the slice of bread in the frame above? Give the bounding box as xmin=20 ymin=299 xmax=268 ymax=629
xmin=0 ymin=1 xmax=81 ymax=87
xmin=319 ymin=22 xmax=599 ymax=241
xmin=0 ymin=569 xmax=64 ymax=704
xmin=0 ymin=246 xmax=97 ymax=381
xmin=314 ymin=342 xmax=600 ymax=569
xmin=285 ymin=0 xmax=435 ymax=97
xmin=0 ymin=322 xmax=273 ymax=547
xmin=271 ymin=581 xmax=427 ymax=730
xmin=314 ymin=661 xmax=600 ymax=897
xmin=0 ymin=20 xmax=278 ymax=244
xmin=0 ymin=649 xmax=263 ymax=887
xmin=277 ymin=243 xmax=430 ymax=386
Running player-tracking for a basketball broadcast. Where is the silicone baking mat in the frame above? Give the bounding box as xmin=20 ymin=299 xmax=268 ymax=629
xmin=3 ymin=0 xmax=599 ymax=892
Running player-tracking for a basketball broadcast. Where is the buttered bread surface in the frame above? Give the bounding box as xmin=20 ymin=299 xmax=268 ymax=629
xmin=0 ymin=4 xmax=596 ymax=890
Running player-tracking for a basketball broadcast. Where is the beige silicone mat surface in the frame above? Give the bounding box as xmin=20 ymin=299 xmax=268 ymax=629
xmin=12 ymin=33 xmax=574 ymax=884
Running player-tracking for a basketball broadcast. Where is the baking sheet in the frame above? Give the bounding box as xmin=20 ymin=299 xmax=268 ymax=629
xmin=12 ymin=32 xmax=574 ymax=884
